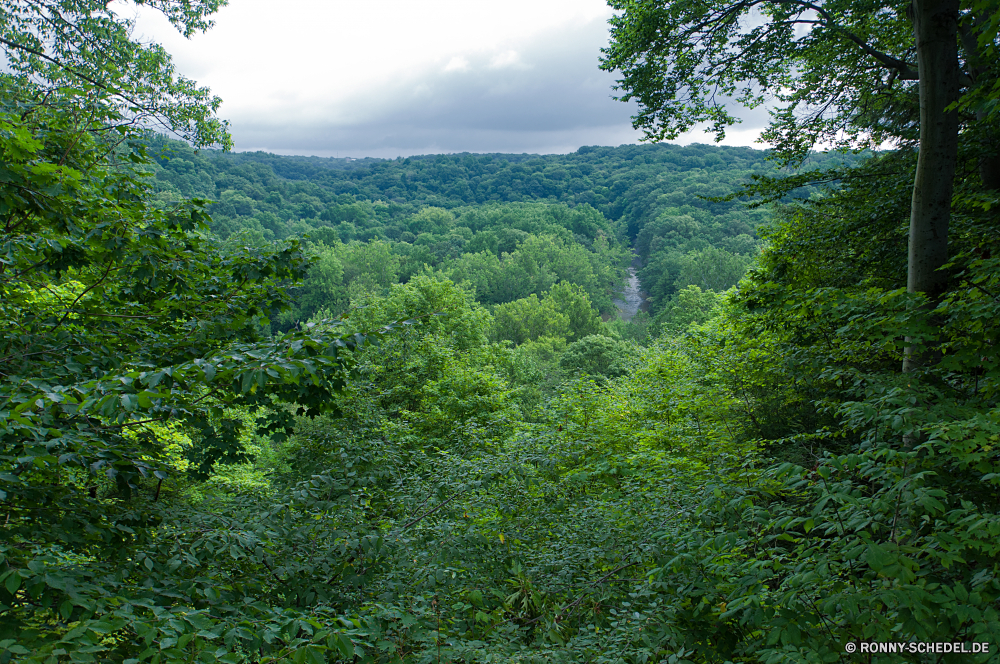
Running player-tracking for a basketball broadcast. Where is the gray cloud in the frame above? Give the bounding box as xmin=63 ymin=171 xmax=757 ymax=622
xmin=230 ymin=19 xmax=772 ymax=158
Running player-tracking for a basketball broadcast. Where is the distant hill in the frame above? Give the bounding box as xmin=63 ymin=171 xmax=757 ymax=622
xmin=149 ymin=139 xmax=851 ymax=237
xmin=145 ymin=137 xmax=856 ymax=317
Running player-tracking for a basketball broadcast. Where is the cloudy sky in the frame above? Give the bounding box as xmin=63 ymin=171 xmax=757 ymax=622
xmin=132 ymin=0 xmax=770 ymax=158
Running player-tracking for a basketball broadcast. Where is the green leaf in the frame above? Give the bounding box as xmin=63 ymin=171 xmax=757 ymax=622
xmin=3 ymin=573 xmax=21 ymax=594
xmin=335 ymin=634 xmax=354 ymax=658
xmin=865 ymin=542 xmax=890 ymax=572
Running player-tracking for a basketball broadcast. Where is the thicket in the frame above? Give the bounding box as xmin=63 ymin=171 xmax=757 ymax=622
xmin=2 ymin=2 xmax=1000 ymax=663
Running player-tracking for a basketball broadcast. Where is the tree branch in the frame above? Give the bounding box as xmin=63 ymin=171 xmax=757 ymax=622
xmin=398 ymin=491 xmax=465 ymax=533
xmin=524 ymin=561 xmax=641 ymax=625
xmin=52 ymin=258 xmax=115 ymax=331
xmin=0 ymin=35 xmax=159 ymax=113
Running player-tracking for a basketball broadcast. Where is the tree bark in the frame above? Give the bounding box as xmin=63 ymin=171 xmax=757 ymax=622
xmin=904 ymin=0 xmax=961 ymax=372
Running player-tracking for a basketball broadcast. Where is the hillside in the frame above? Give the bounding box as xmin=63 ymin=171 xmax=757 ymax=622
xmin=147 ymin=139 xmax=852 ymax=321
xmin=6 ymin=3 xmax=1000 ymax=662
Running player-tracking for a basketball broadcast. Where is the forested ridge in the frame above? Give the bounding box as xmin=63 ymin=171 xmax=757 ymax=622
xmin=146 ymin=138 xmax=807 ymax=239
xmin=145 ymin=137 xmax=853 ymax=324
xmin=2 ymin=2 xmax=1000 ymax=664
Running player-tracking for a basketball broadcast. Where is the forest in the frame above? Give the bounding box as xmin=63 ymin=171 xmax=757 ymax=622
xmin=1 ymin=1 xmax=999 ymax=663
xmin=144 ymin=136 xmax=849 ymax=326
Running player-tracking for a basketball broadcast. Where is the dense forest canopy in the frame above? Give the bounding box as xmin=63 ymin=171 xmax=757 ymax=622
xmin=146 ymin=136 xmax=850 ymax=245
xmin=144 ymin=137 xmax=854 ymax=324
xmin=2 ymin=1 xmax=1000 ymax=663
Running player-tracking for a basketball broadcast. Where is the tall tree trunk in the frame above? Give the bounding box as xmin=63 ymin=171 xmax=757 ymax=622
xmin=904 ymin=0 xmax=960 ymax=373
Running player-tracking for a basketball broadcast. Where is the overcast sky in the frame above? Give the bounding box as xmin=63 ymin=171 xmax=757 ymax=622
xmin=131 ymin=0 xmax=770 ymax=158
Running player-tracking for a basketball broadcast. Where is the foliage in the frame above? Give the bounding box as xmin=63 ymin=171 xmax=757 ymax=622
xmin=546 ymin=282 xmax=604 ymax=341
xmin=5 ymin=3 xmax=1000 ymax=661
xmin=7 ymin=102 xmax=1000 ymax=661
xmin=146 ymin=134 xmax=862 ymax=313
xmin=406 ymin=351 xmax=520 ymax=451
xmin=282 ymin=239 xmax=401 ymax=329
xmin=0 ymin=83 xmax=391 ymax=662
xmin=674 ymin=246 xmax=753 ymax=293
xmin=654 ymin=285 xmax=723 ymax=335
xmin=559 ymin=335 xmax=633 ymax=380
xmin=599 ymin=0 xmax=954 ymax=159
xmin=341 ymin=276 xmax=493 ymax=424
xmin=1 ymin=0 xmax=231 ymax=148
xmin=148 ymin=137 xmax=780 ymax=239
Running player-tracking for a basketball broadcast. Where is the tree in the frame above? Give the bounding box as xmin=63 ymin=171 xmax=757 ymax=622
xmin=0 ymin=88 xmax=397 ymax=658
xmin=0 ymin=6 xmax=396 ymax=658
xmin=546 ymin=281 xmax=603 ymax=341
xmin=601 ymin=0 xmax=1000 ymax=360
xmin=674 ymin=246 xmax=752 ymax=293
xmin=655 ymin=285 xmax=723 ymax=334
xmin=559 ymin=335 xmax=632 ymax=379
xmin=1 ymin=0 xmax=230 ymax=148
xmin=289 ymin=245 xmax=349 ymax=323
xmin=491 ymin=294 xmax=570 ymax=346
